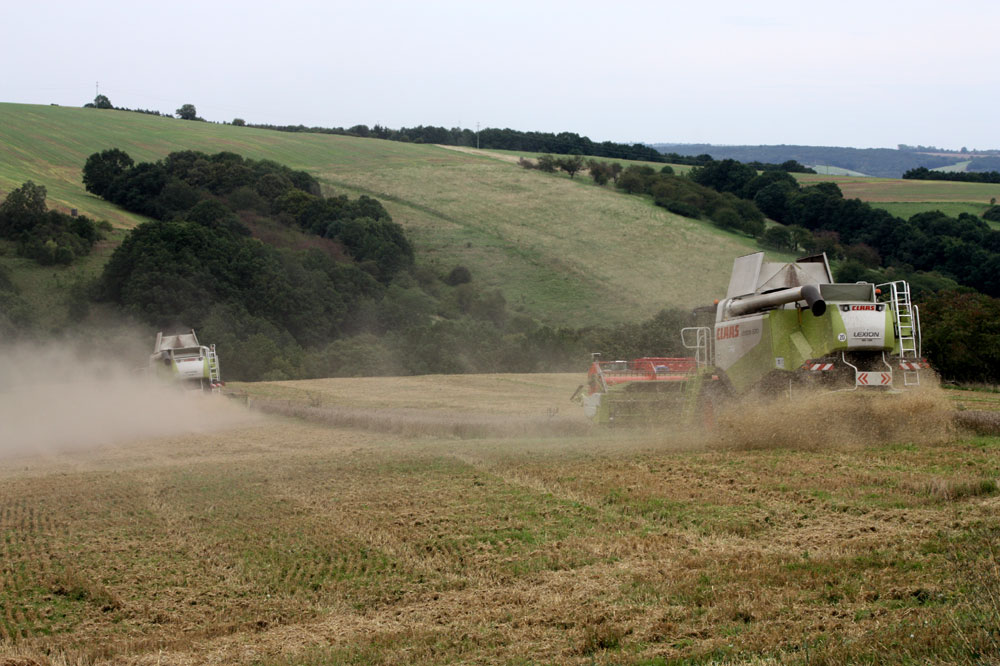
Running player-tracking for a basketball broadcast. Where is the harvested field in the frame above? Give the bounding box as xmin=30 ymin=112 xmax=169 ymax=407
xmin=2 ymin=375 xmax=999 ymax=665
xmin=794 ymin=174 xmax=1000 ymax=204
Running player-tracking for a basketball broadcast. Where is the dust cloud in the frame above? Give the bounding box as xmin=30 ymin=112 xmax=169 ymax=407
xmin=710 ymin=383 xmax=955 ymax=451
xmin=0 ymin=342 xmax=256 ymax=459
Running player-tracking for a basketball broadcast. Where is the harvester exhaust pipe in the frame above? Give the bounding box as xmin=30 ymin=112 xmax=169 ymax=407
xmin=725 ymin=284 xmax=826 ymax=318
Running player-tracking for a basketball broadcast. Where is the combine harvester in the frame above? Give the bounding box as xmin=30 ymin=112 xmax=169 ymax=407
xmin=576 ymin=252 xmax=930 ymax=425
xmin=149 ymin=330 xmax=224 ymax=393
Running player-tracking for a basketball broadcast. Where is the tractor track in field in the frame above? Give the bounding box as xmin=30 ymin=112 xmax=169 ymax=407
xmin=244 ymin=397 xmax=591 ymax=439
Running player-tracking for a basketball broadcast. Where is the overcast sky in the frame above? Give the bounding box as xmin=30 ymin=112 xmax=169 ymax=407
xmin=5 ymin=0 xmax=998 ymax=149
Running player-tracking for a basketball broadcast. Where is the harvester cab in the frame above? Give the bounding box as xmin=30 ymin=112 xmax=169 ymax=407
xmin=577 ymin=252 xmax=929 ymax=425
xmin=150 ymin=330 xmax=223 ymax=393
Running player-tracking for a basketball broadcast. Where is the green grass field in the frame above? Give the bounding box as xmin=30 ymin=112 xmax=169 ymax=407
xmin=933 ymin=160 xmax=971 ymax=173
xmin=807 ymin=165 xmax=871 ymax=177
xmin=0 ymin=103 xmax=776 ymax=327
xmin=871 ymin=201 xmax=992 ymax=220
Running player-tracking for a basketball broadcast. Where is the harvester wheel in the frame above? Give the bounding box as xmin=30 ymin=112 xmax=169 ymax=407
xmin=697 ymin=381 xmax=727 ymax=430
xmin=700 ymin=396 xmax=716 ymax=430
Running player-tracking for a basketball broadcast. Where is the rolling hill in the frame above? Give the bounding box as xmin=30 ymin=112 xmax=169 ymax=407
xmin=0 ymin=103 xmax=769 ymax=328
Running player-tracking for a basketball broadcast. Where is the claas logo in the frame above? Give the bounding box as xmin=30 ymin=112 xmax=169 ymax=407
xmin=716 ymin=324 xmax=739 ymax=340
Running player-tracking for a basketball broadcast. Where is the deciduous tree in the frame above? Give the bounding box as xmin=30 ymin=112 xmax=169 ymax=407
xmin=176 ymin=104 xmax=198 ymax=120
xmin=536 ymin=154 xmax=557 ymax=173
xmin=82 ymin=148 xmax=134 ymax=197
xmin=760 ymin=225 xmax=794 ymax=250
xmin=0 ymin=181 xmax=47 ymax=236
xmin=586 ymin=159 xmax=610 ymax=185
xmin=557 ymin=154 xmax=584 ymax=179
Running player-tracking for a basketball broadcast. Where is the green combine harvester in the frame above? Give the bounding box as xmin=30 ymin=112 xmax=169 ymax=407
xmin=149 ymin=330 xmax=223 ymax=393
xmin=576 ymin=252 xmax=929 ymax=425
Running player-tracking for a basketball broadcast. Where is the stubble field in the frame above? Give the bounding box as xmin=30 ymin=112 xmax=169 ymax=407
xmin=2 ymin=374 xmax=999 ymax=665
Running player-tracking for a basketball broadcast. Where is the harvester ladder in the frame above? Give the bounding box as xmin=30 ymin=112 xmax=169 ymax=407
xmin=681 ymin=327 xmax=714 ymax=368
xmin=208 ymin=344 xmax=222 ymax=392
xmin=878 ymin=281 xmax=921 ymax=386
xmin=590 ymin=353 xmax=609 ymax=393
xmin=680 ymin=327 xmax=715 ymax=426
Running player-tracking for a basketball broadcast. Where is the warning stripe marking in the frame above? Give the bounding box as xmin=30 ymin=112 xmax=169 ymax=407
xmin=857 ymin=372 xmax=892 ymax=386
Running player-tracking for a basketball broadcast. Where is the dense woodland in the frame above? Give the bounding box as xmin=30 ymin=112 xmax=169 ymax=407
xmin=965 ymin=156 xmax=1000 ymax=172
xmin=903 ymin=166 xmax=1000 ymax=184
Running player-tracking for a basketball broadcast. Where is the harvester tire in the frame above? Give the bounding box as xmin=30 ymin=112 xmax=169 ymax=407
xmin=700 ymin=396 xmax=715 ymax=430
xmin=696 ymin=380 xmax=728 ymax=431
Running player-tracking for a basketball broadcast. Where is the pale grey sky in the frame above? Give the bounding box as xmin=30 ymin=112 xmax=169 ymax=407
xmin=5 ymin=0 xmax=998 ymax=149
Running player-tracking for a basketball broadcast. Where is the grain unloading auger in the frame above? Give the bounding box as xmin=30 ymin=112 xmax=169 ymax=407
xmin=575 ymin=252 xmax=930 ymax=425
xmin=149 ymin=330 xmax=224 ymax=393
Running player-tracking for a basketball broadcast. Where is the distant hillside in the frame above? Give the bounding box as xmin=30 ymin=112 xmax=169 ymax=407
xmin=0 ymin=103 xmax=773 ymax=329
xmin=651 ymin=144 xmax=958 ymax=178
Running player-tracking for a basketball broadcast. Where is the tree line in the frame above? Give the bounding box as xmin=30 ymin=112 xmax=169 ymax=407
xmin=903 ymin=166 xmax=1000 ymax=184
xmin=241 ymin=121 xmax=671 ymax=162
xmin=83 ymin=94 xmax=195 ymax=119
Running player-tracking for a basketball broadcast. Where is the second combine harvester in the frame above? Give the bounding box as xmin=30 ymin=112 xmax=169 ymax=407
xmin=149 ymin=329 xmax=224 ymax=393
xmin=577 ymin=252 xmax=930 ymax=425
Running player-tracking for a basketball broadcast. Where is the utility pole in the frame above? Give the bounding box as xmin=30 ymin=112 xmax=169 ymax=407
xmin=95 ymin=81 xmax=99 ymax=98
xmin=476 ymin=122 xmax=480 ymax=150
